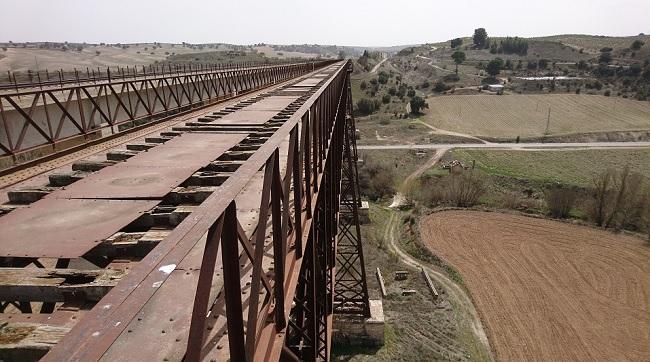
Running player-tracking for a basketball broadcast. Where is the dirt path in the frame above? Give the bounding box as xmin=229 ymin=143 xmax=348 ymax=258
xmin=384 ymin=147 xmax=494 ymax=359
xmin=415 ymin=120 xmax=489 ymax=144
xmin=416 ymin=55 xmax=454 ymax=73
xmin=420 ymin=210 xmax=650 ymax=361
xmin=389 ymin=148 xmax=448 ymax=208
xmin=382 ymin=210 xmax=493 ymax=359
xmin=358 ymin=141 xmax=650 ymax=150
xmin=370 ymin=55 xmax=388 ymax=73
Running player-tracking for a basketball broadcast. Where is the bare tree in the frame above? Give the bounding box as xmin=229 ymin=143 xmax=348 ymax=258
xmin=445 ymin=170 xmax=486 ymax=207
xmin=545 ymin=184 xmax=578 ymax=218
xmin=589 ymin=166 xmax=646 ymax=229
xmin=590 ymin=168 xmax=615 ymax=226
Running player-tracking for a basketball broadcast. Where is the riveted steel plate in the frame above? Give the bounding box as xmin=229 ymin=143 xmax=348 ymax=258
xmin=54 ymin=164 xmax=197 ymax=199
xmin=216 ymin=110 xmax=279 ymax=125
xmin=126 ymin=133 xmax=247 ymax=167
xmin=245 ymin=96 xmax=300 ymax=111
xmin=0 ymin=198 xmax=158 ymax=258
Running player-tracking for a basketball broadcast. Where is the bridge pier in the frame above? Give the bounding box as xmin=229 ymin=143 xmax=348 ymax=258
xmin=333 ymin=299 xmax=385 ymax=347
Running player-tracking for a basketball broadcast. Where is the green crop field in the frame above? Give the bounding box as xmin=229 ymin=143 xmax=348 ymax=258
xmin=446 ymin=148 xmax=650 ymax=187
xmin=424 ymin=94 xmax=650 ymax=139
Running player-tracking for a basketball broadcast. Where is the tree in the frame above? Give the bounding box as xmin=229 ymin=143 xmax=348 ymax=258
xmin=473 ymin=28 xmax=488 ymax=48
xmin=486 ymin=58 xmax=504 ymax=77
xmin=500 ymin=37 xmax=529 ymax=55
xmin=357 ymin=159 xmax=396 ymax=200
xmin=545 ymin=184 xmax=578 ymax=218
xmin=451 ymin=50 xmax=466 ymax=74
xmin=631 ymin=40 xmax=644 ymax=50
xmin=377 ymin=71 xmax=389 ymax=84
xmin=599 ymin=52 xmax=612 ymax=64
xmin=450 ymin=38 xmax=463 ymax=48
xmin=356 ymin=98 xmax=377 ymax=116
xmin=538 ymin=58 xmax=549 ymax=70
xmin=410 ymin=96 xmax=428 ymax=114
xmin=382 ymin=94 xmax=391 ymax=104
xmin=445 ymin=170 xmax=486 ymax=207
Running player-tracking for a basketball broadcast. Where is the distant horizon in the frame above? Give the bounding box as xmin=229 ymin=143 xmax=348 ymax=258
xmin=1 ymin=32 xmax=648 ymax=49
xmin=1 ymin=0 xmax=649 ymax=47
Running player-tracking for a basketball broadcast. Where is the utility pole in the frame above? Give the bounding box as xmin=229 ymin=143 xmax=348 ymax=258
xmin=545 ymin=106 xmax=551 ymax=135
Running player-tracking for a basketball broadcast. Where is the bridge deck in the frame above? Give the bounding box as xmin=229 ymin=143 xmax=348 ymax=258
xmin=0 ymin=61 xmax=347 ymax=361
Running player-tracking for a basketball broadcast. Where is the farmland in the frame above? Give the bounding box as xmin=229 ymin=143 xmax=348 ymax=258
xmin=446 ymin=148 xmax=650 ymax=187
xmin=423 ymin=94 xmax=650 ymax=139
xmin=532 ymin=34 xmax=650 ymax=54
xmin=420 ymin=210 xmax=650 ymax=362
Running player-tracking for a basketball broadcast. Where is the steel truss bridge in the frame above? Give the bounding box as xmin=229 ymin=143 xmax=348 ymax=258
xmin=0 ymin=60 xmax=372 ymax=361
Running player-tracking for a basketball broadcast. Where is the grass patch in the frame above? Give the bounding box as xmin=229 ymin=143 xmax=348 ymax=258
xmin=358 ymin=149 xmax=427 ymax=183
xmin=447 ymin=148 xmax=650 ymax=187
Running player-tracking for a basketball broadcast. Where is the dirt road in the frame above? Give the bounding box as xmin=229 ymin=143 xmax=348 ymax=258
xmin=370 ymin=55 xmax=388 ymax=73
xmin=383 ymin=147 xmax=494 ymax=359
xmin=382 ymin=211 xmax=493 ymax=359
xmin=414 ymin=120 xmax=489 ymax=144
xmin=389 ymin=148 xmax=447 ymax=208
xmin=358 ymin=141 xmax=650 ymax=150
xmin=420 ymin=210 xmax=650 ymax=361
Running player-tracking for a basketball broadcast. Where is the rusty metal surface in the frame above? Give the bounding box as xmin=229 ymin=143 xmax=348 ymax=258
xmin=99 ymin=269 xmax=210 ymax=362
xmin=53 ymin=133 xmax=245 ymax=199
xmin=0 ymin=198 xmax=158 ymax=258
xmin=54 ymin=164 xmax=198 ymax=199
xmin=245 ymin=96 xmax=300 ymax=111
xmin=125 ymin=133 xmax=247 ymax=167
xmin=291 ymin=78 xmax=322 ymax=87
xmin=216 ymin=110 xmax=280 ymax=125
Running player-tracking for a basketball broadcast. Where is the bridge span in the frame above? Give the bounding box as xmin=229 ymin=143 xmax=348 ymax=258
xmin=0 ymin=60 xmax=373 ymax=361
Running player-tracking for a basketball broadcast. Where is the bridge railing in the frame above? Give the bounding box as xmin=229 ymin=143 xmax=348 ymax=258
xmin=0 ymin=60 xmax=335 ymax=160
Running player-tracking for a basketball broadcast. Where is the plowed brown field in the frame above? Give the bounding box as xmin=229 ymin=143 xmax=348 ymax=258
xmin=420 ymin=210 xmax=650 ymax=361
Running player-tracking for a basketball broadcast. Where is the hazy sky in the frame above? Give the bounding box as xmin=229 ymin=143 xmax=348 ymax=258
xmin=1 ymin=0 xmax=648 ymax=46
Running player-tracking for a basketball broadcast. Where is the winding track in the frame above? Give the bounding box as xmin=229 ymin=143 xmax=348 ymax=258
xmin=382 ymin=211 xmax=493 ymax=359
xmin=383 ymin=148 xmax=494 ymax=358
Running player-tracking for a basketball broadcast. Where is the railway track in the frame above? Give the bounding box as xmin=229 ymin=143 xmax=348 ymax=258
xmin=0 ymin=60 xmax=371 ymax=361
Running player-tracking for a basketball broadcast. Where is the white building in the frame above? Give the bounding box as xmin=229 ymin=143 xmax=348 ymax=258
xmin=487 ymin=84 xmax=504 ymax=94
